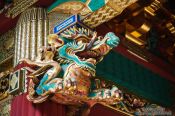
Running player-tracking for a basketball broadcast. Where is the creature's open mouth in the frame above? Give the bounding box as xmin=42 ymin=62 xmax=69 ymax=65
xmin=76 ymin=49 xmax=102 ymax=63
xmin=75 ymin=50 xmax=103 ymax=76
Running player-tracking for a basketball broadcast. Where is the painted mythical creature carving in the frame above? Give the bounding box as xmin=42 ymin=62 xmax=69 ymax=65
xmin=19 ymin=27 xmax=121 ymax=106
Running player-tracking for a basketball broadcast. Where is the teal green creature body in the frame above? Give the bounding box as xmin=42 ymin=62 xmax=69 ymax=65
xmin=58 ymin=42 xmax=96 ymax=72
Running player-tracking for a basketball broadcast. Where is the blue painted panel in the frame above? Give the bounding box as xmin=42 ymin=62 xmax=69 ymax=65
xmin=53 ymin=15 xmax=80 ymax=34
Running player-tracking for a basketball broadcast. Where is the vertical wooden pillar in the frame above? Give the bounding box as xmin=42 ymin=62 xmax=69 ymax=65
xmin=14 ymin=7 xmax=49 ymax=65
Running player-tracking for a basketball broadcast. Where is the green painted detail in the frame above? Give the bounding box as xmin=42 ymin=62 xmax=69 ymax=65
xmin=81 ymin=0 xmax=86 ymax=3
xmin=87 ymin=0 xmax=106 ymax=11
xmin=47 ymin=0 xmax=106 ymax=12
xmin=58 ymin=41 xmax=96 ymax=71
xmin=97 ymin=51 xmax=175 ymax=107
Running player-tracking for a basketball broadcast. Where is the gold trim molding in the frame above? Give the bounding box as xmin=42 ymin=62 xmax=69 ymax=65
xmin=82 ymin=0 xmax=137 ymax=28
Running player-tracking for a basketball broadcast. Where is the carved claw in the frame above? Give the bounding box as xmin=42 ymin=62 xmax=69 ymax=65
xmin=64 ymin=78 xmax=77 ymax=91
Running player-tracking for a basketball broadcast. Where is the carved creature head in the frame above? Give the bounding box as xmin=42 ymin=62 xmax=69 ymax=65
xmin=49 ymin=27 xmax=120 ymax=76
xmin=60 ymin=27 xmax=119 ymax=59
